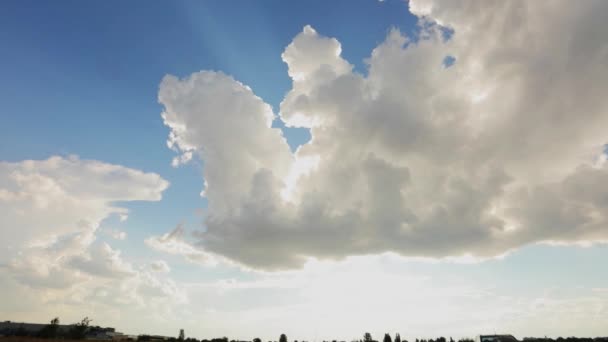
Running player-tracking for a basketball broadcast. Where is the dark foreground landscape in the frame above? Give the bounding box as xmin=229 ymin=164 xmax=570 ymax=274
xmin=2 ymin=320 xmax=608 ymax=342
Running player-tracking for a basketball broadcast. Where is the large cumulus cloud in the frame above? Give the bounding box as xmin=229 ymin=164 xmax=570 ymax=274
xmin=159 ymin=0 xmax=608 ymax=269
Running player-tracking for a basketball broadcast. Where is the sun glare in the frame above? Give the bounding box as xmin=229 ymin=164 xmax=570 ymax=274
xmin=280 ymin=154 xmax=321 ymax=202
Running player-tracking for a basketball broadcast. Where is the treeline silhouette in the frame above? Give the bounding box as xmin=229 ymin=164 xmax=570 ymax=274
xmin=136 ymin=333 xmax=608 ymax=342
xmin=1 ymin=317 xmax=93 ymax=340
xmin=3 ymin=320 xmax=608 ymax=342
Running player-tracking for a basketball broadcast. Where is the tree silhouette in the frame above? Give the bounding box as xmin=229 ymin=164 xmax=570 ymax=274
xmin=395 ymin=334 xmax=401 ymax=342
xmin=384 ymin=334 xmax=392 ymax=342
xmin=68 ymin=317 xmax=92 ymax=339
xmin=364 ymin=333 xmax=373 ymax=342
xmin=280 ymin=334 xmax=288 ymax=342
xmin=254 ymin=338 xmax=262 ymax=342
xmin=38 ymin=317 xmax=61 ymax=338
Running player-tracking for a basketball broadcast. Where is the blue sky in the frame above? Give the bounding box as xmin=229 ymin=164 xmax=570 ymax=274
xmin=0 ymin=0 xmax=418 ymax=241
xmin=1 ymin=0 xmax=608 ymax=340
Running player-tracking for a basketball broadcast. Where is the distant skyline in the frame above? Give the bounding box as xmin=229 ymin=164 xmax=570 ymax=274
xmin=1 ymin=0 xmax=608 ymax=340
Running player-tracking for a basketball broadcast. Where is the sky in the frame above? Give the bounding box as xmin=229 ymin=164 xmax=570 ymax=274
xmin=1 ymin=0 xmax=608 ymax=340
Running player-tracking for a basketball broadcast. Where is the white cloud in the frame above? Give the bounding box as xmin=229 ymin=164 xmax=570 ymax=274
xmin=159 ymin=71 xmax=293 ymax=217
xmin=0 ymin=155 xmax=170 ymax=297
xmin=0 ymin=156 xmax=189 ymax=334
xmin=0 ymin=262 xmax=188 ymax=336
xmin=118 ymin=213 xmax=129 ymax=222
xmin=0 ymin=155 xmax=168 ymax=261
xmin=159 ymin=0 xmax=608 ymax=270
xmin=103 ymin=228 xmax=127 ymax=240
xmin=150 ymin=260 xmax=171 ymax=273
xmin=67 ymin=242 xmax=136 ymax=279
